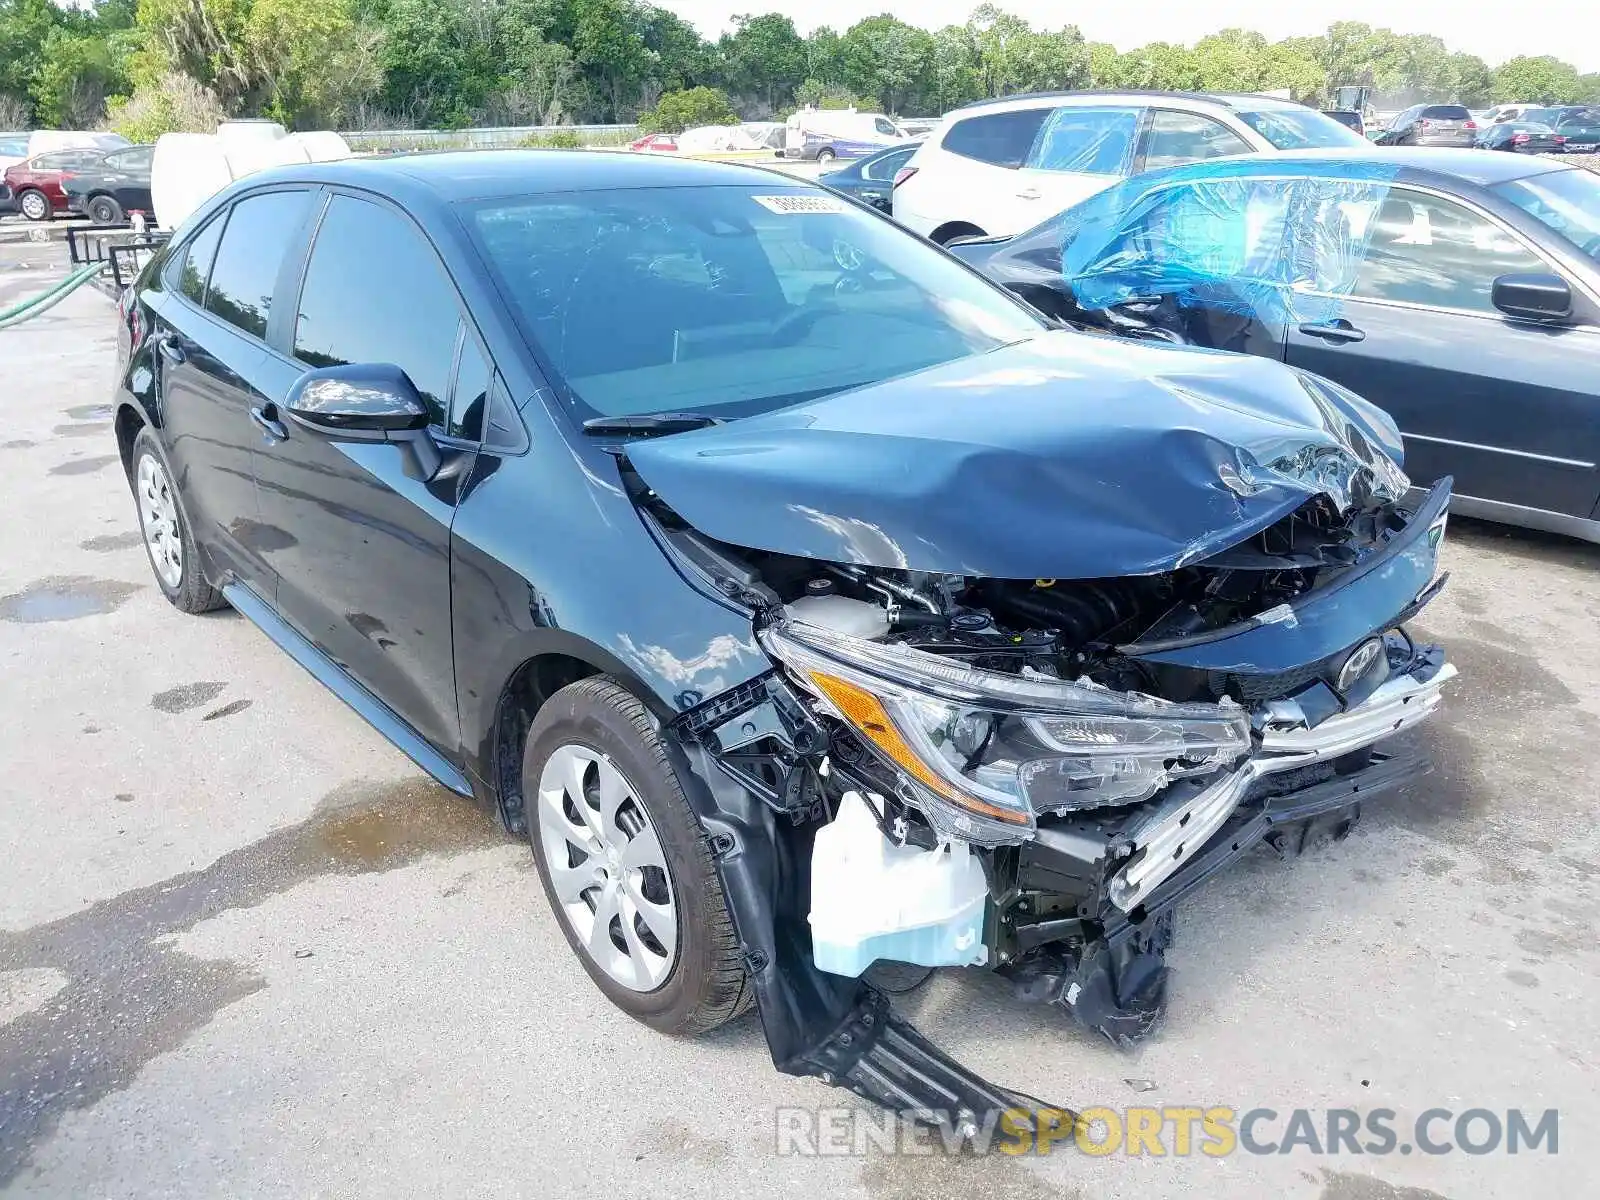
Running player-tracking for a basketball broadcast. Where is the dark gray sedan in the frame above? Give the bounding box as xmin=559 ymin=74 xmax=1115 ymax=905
xmin=950 ymin=148 xmax=1600 ymax=543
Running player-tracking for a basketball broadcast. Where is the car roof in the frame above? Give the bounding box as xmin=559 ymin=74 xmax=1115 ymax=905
xmin=950 ymin=90 xmax=1312 ymax=115
xmin=243 ymin=149 xmax=812 ymax=203
xmin=1188 ymin=146 xmax=1577 ymax=187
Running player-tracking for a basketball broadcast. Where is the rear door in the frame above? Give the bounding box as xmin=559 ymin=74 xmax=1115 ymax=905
xmin=250 ymin=190 xmax=479 ymax=756
xmin=147 ymin=188 xmax=316 ymax=592
xmin=1014 ymin=105 xmax=1142 ymax=223
xmin=1286 ymin=186 xmax=1600 ymax=518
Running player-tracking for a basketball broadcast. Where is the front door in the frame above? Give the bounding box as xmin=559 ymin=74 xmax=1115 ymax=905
xmin=1286 ymin=187 xmax=1600 ymax=519
xmin=251 ymin=192 xmax=478 ymax=757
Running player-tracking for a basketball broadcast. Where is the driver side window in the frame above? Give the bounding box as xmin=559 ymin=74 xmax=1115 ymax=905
xmin=293 ymin=195 xmax=464 ymax=427
xmin=1350 ymin=191 xmax=1548 ymax=314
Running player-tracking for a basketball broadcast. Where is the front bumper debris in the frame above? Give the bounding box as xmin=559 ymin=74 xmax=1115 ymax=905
xmin=1010 ymin=746 xmax=1433 ymax=1045
xmin=1109 ymin=647 xmax=1454 ymax=911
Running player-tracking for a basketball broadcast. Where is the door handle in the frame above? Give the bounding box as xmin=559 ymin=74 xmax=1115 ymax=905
xmin=249 ymin=404 xmax=288 ymax=444
xmin=156 ymin=335 xmax=186 ymax=364
xmin=1017 ymin=187 xmax=1043 ymax=200
xmin=1297 ymin=319 xmax=1366 ymax=344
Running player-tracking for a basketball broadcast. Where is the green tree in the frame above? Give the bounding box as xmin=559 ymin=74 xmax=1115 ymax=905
xmin=804 ymin=25 xmax=844 ymax=86
xmin=1578 ymin=73 xmax=1600 ymax=104
xmin=1086 ymin=41 xmax=1121 ymax=89
xmin=1114 ymin=42 xmax=1199 ymax=92
xmin=928 ymin=24 xmax=981 ymax=113
xmin=1448 ymin=53 xmax=1494 ymax=107
xmin=839 ymin=15 xmax=932 ymax=114
xmin=637 ymin=83 xmax=735 ymax=133
xmin=1191 ymin=28 xmax=1270 ymax=92
xmin=570 ymin=0 xmax=650 ymax=119
xmin=719 ymin=13 xmax=804 ymax=111
xmin=0 ymin=0 xmax=59 ymax=116
xmin=1493 ymin=54 xmax=1583 ymax=103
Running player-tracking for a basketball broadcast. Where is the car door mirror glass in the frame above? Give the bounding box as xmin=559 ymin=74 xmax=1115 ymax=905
xmin=286 ymin=364 xmax=442 ymax=481
xmin=287 ymin=364 xmax=431 ymax=435
xmin=1491 ymin=272 xmax=1572 ymax=321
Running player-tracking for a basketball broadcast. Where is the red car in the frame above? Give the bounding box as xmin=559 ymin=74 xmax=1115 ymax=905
xmin=629 ymin=133 xmax=679 ymax=153
xmin=2 ymin=148 xmax=109 ymax=221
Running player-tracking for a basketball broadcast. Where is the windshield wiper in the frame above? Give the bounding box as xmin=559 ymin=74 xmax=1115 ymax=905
xmin=581 ymin=413 xmax=725 ymax=437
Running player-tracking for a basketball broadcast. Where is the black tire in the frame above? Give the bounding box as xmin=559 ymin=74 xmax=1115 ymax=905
xmin=129 ymin=427 xmax=227 ymax=614
xmin=815 ymin=147 xmax=836 ymax=162
xmin=523 ymin=676 xmax=750 ymax=1035
xmin=88 ymin=195 xmax=123 ymax=224
xmin=17 ymin=189 xmax=50 ymax=222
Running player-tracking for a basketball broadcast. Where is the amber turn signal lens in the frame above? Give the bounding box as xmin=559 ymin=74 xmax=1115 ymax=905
xmin=806 ymin=669 xmax=1030 ymax=825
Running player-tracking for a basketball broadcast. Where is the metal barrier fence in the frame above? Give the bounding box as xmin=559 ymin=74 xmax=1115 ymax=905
xmin=342 ymin=124 xmax=639 ymax=151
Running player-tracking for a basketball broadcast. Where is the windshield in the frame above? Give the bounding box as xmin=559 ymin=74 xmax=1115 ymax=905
xmin=1493 ymin=169 xmax=1600 ymax=262
xmin=468 ymin=186 xmax=1041 ymax=421
xmin=1235 ymin=108 xmax=1368 ymax=150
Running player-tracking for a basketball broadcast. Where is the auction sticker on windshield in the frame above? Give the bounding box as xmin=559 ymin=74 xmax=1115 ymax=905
xmin=753 ymin=194 xmax=849 ymax=214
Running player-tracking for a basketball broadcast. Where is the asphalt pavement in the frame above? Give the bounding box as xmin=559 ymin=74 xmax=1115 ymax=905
xmin=2 ymin=240 xmax=1599 ymax=1199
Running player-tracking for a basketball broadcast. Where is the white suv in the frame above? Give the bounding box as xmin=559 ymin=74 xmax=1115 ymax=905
xmin=894 ymin=91 xmax=1368 ymax=244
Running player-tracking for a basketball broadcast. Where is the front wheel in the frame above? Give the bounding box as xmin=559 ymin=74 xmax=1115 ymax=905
xmin=88 ymin=195 xmax=123 ymax=224
xmin=524 ymin=676 xmax=750 ymax=1035
xmin=130 ymin=428 xmax=226 ymax=614
xmin=17 ymin=189 xmax=50 ymax=222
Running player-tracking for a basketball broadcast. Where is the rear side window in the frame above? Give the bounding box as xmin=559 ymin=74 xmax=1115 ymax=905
xmin=175 ymin=214 xmax=225 ymax=304
xmin=1027 ymin=107 xmax=1140 ymax=175
xmin=105 ymin=147 xmax=153 ymax=171
xmin=293 ymin=194 xmax=463 ymax=427
xmin=941 ymin=108 xmax=1051 ymax=169
xmin=204 ymin=190 xmax=312 ymax=339
xmin=873 ymin=117 xmax=898 ymax=136
xmin=862 ymin=146 xmax=915 ymax=181
xmin=1421 ymin=106 xmax=1470 ymax=120
xmin=1139 ymin=110 xmax=1251 ymax=171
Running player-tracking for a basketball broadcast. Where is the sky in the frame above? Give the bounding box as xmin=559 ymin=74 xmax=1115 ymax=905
xmin=655 ymin=1 xmax=1600 ymax=73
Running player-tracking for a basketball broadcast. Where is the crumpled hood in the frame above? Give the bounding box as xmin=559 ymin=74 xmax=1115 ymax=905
xmin=625 ymin=332 xmax=1408 ymax=579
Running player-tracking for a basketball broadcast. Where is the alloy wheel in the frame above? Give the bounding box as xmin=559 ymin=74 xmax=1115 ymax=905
xmin=135 ymin=452 xmax=183 ymax=590
xmin=535 ymin=744 xmax=678 ymax=991
xmin=19 ymin=191 xmax=48 ymax=221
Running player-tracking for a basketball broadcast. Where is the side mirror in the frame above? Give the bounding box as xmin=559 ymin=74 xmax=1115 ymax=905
xmin=1492 ymin=272 xmax=1572 ymax=322
xmin=285 ymin=363 xmax=442 ymax=480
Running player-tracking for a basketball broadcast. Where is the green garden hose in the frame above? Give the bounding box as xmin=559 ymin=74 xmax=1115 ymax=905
xmin=0 ymin=262 xmax=105 ymax=330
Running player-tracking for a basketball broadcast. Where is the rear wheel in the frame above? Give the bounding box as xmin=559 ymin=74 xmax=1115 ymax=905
xmin=524 ymin=676 xmax=749 ymax=1035
xmin=88 ymin=195 xmax=123 ymax=224
xmin=815 ymin=147 xmax=836 ymax=163
xmin=130 ymin=428 xmax=226 ymax=614
xmin=17 ymin=189 xmax=49 ymax=222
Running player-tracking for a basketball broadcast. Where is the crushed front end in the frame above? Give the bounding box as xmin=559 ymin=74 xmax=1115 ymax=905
xmin=614 ymin=334 xmax=1457 ymax=1129
xmin=632 ymin=466 xmax=1455 ymax=1129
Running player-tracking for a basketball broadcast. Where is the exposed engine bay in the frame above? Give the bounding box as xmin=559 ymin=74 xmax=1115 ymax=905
xmin=631 ymin=461 xmax=1456 ymax=1051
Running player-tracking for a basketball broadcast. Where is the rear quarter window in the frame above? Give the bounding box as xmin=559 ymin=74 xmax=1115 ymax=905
xmin=941 ymin=108 xmax=1052 ymax=169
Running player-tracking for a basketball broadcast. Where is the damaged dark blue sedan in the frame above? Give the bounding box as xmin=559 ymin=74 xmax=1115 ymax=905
xmin=111 ymin=151 xmax=1455 ymax=1132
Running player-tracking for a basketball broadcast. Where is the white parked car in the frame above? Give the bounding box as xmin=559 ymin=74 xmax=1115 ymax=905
xmin=893 ymin=91 xmax=1368 ymax=244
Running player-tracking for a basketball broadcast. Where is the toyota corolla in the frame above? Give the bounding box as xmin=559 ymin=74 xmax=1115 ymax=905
xmin=111 ymin=151 xmax=1455 ymax=1130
